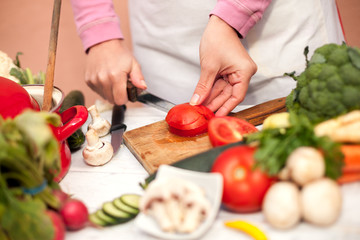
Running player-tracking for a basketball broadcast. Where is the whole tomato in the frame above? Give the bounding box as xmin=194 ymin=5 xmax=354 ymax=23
xmin=208 ymin=116 xmax=258 ymax=147
xmin=165 ymin=103 xmax=214 ymax=137
xmin=211 ymin=145 xmax=273 ymax=213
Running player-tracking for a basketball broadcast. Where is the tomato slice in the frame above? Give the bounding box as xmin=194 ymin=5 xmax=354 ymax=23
xmin=165 ymin=103 xmax=214 ymax=137
xmin=211 ymin=145 xmax=273 ymax=213
xmin=208 ymin=116 xmax=258 ymax=147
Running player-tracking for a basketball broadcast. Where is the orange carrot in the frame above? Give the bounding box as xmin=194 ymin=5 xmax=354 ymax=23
xmin=337 ymin=172 xmax=360 ymax=184
xmin=341 ymin=144 xmax=360 ymax=174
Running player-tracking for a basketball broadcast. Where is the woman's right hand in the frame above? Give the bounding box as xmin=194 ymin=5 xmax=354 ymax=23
xmin=85 ymin=39 xmax=146 ymax=105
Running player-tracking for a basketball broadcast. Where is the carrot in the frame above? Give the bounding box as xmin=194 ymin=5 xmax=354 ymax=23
xmin=341 ymin=144 xmax=360 ymax=173
xmin=337 ymin=172 xmax=360 ymax=184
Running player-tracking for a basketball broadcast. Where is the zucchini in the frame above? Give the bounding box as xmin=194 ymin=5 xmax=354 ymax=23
xmin=95 ymin=209 xmax=119 ymax=225
xmin=113 ymin=198 xmax=139 ymax=215
xmin=89 ymin=213 xmax=107 ymax=227
xmin=141 ymin=141 xmax=245 ymax=189
xmin=102 ymin=202 xmax=133 ymax=223
xmin=59 ymin=90 xmax=85 ymax=113
xmin=59 ymin=90 xmax=86 ymax=152
xmin=119 ymin=194 xmax=141 ymax=210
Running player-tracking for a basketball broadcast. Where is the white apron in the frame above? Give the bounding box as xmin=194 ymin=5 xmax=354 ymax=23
xmin=128 ymin=0 xmax=344 ymax=106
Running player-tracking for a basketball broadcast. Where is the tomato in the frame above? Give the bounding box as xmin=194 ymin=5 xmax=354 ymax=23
xmin=165 ymin=103 xmax=214 ymax=137
xmin=211 ymin=145 xmax=273 ymax=213
xmin=208 ymin=116 xmax=258 ymax=147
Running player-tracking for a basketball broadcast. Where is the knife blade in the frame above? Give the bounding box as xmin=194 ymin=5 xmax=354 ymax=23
xmin=110 ymin=104 xmax=127 ymax=154
xmin=127 ymin=81 xmax=175 ymax=112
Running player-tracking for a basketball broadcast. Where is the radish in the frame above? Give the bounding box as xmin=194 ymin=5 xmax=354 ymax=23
xmin=52 ymin=189 xmax=70 ymax=208
xmin=60 ymin=198 xmax=89 ymax=230
xmin=46 ymin=210 xmax=66 ymax=240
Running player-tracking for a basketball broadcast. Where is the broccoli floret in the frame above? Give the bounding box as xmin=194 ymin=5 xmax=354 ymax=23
xmin=286 ymin=43 xmax=360 ymax=124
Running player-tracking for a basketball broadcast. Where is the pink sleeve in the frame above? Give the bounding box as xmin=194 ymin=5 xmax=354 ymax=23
xmin=210 ymin=0 xmax=272 ymax=38
xmin=70 ymin=0 xmax=124 ymax=52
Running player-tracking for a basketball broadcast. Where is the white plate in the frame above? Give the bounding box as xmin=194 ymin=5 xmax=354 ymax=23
xmin=135 ymin=165 xmax=223 ymax=240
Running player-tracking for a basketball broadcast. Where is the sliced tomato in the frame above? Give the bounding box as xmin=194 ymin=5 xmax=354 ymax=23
xmin=211 ymin=145 xmax=273 ymax=213
xmin=165 ymin=103 xmax=214 ymax=137
xmin=208 ymin=116 xmax=258 ymax=147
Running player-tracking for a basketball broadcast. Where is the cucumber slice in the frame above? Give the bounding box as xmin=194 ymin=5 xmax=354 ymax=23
xmin=119 ymin=194 xmax=141 ymax=210
xmin=96 ymin=209 xmax=118 ymax=226
xmin=102 ymin=202 xmax=133 ymax=222
xmin=89 ymin=213 xmax=108 ymax=227
xmin=113 ymin=198 xmax=139 ymax=215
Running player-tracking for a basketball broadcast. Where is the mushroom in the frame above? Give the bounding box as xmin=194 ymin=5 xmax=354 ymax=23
xmin=301 ymin=178 xmax=342 ymax=226
xmin=139 ymin=177 xmax=211 ymax=233
xmin=262 ymin=181 xmax=301 ymax=229
xmin=279 ymin=146 xmax=325 ymax=186
xmin=139 ymin=178 xmax=176 ymax=232
xmin=178 ymin=190 xmax=210 ymax=233
xmin=87 ymin=105 xmax=111 ymax=137
xmin=82 ymin=128 xmax=113 ymax=166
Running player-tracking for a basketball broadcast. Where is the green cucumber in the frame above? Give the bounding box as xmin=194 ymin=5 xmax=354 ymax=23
xmin=102 ymin=202 xmax=133 ymax=222
xmin=90 ymin=193 xmax=141 ymax=227
xmin=59 ymin=90 xmax=86 ymax=151
xmin=140 ymin=141 xmax=245 ymax=189
xmin=96 ymin=209 xmax=119 ymax=226
xmin=59 ymin=90 xmax=85 ymax=112
xmin=119 ymin=194 xmax=141 ymax=210
xmin=89 ymin=213 xmax=108 ymax=227
xmin=113 ymin=198 xmax=139 ymax=215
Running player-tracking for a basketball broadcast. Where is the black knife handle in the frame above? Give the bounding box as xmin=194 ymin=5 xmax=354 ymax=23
xmin=127 ymin=81 xmax=138 ymax=102
xmin=110 ymin=104 xmax=127 ymax=132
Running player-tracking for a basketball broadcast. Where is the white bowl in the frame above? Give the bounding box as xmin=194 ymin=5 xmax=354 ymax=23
xmin=135 ymin=165 xmax=223 ymax=240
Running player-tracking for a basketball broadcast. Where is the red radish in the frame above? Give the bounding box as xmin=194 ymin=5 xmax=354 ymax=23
xmin=52 ymin=189 xmax=69 ymax=208
xmin=46 ymin=210 xmax=66 ymax=240
xmin=60 ymin=198 xmax=89 ymax=230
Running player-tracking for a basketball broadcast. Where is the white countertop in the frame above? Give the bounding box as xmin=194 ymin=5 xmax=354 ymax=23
xmin=60 ymin=102 xmax=360 ymax=240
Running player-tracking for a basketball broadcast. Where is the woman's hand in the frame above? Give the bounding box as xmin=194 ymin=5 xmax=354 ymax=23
xmin=191 ymin=15 xmax=257 ymax=116
xmin=85 ymin=39 xmax=146 ymax=105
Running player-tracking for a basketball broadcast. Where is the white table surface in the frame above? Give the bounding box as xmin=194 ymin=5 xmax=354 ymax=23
xmin=60 ymin=102 xmax=360 ymax=240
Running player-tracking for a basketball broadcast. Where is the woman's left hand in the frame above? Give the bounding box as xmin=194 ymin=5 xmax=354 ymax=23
xmin=190 ymin=15 xmax=257 ymax=116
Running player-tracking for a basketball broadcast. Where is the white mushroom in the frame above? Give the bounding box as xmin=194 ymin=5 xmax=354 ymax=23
xmin=87 ymin=105 xmax=111 ymax=137
xmin=281 ymin=146 xmax=325 ymax=186
xmin=301 ymin=178 xmax=342 ymax=226
xmin=82 ymin=128 xmax=113 ymax=166
xmin=262 ymin=181 xmax=301 ymax=229
xmin=140 ymin=178 xmax=176 ymax=232
xmin=178 ymin=190 xmax=210 ymax=233
xmin=139 ymin=177 xmax=211 ymax=233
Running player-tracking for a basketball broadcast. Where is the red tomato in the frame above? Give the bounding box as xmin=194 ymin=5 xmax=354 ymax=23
xmin=208 ymin=116 xmax=258 ymax=147
xmin=165 ymin=103 xmax=214 ymax=137
xmin=211 ymin=145 xmax=273 ymax=213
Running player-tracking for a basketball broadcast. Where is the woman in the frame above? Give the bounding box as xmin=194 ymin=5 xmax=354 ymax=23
xmin=70 ymin=0 xmax=344 ymax=116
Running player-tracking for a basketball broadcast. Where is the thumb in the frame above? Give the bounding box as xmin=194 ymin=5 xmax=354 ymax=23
xmin=190 ymin=70 xmax=217 ymax=106
xmin=129 ymin=60 xmax=147 ymax=90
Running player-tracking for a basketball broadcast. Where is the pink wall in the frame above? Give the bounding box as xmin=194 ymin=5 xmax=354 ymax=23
xmin=0 ymin=0 xmax=359 ymax=107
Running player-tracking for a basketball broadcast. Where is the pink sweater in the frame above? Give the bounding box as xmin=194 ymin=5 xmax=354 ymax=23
xmin=70 ymin=0 xmax=272 ymax=51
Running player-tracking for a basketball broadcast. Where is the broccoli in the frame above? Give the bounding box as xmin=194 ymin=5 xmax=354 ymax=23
xmin=286 ymin=43 xmax=360 ymax=124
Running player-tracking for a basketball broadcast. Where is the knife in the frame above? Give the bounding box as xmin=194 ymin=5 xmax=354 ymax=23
xmin=127 ymin=81 xmax=175 ymax=112
xmin=110 ymin=104 xmax=127 ymax=154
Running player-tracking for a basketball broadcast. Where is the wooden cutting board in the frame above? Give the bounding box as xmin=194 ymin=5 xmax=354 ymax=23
xmin=123 ymin=97 xmax=287 ymax=174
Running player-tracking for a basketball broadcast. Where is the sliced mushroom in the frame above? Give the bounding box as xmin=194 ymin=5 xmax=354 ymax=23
xmin=87 ymin=105 xmax=111 ymax=137
xmin=82 ymin=128 xmax=113 ymax=166
xmin=140 ymin=177 xmax=211 ymax=233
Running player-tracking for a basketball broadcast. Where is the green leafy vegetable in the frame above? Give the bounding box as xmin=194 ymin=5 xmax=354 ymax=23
xmin=9 ymin=52 xmax=45 ymax=85
xmin=246 ymin=112 xmax=344 ymax=179
xmin=286 ymin=43 xmax=360 ymax=124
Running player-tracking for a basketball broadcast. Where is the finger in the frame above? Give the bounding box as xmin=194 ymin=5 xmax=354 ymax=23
xmin=215 ymin=72 xmax=249 ymax=116
xmin=190 ymin=66 xmax=218 ymax=106
xmin=112 ymin=71 xmax=128 ymax=105
xmin=129 ymin=60 xmax=147 ymax=90
xmin=206 ymin=84 xmax=232 ymax=113
xmin=202 ymin=77 xmax=228 ymax=106
xmin=98 ymin=71 xmax=116 ymax=104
